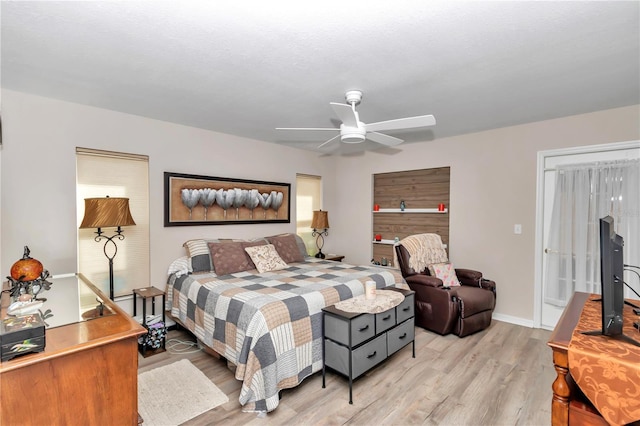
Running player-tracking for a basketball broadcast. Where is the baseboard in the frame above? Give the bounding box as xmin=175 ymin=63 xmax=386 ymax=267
xmin=492 ymin=312 xmax=535 ymax=328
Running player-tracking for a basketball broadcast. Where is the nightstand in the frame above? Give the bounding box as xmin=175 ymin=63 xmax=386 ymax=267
xmin=324 ymin=254 xmax=345 ymax=262
xmin=133 ymin=286 xmax=166 ymax=357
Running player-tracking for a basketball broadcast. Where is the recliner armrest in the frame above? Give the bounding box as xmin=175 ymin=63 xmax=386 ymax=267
xmin=455 ymin=268 xmax=483 ymax=286
xmin=455 ymin=268 xmax=482 ymax=281
xmin=405 ymin=274 xmax=443 ymax=288
xmin=479 ymin=278 xmax=496 ymax=293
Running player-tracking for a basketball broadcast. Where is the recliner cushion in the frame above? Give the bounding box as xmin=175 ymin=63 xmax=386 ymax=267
xmin=454 ymin=286 xmax=495 ymax=318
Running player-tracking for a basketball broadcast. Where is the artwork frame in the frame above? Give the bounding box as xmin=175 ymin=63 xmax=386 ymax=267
xmin=164 ymin=172 xmax=291 ymax=226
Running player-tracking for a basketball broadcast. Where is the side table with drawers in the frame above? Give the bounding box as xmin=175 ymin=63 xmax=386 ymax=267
xmin=321 ymin=286 xmax=415 ymax=403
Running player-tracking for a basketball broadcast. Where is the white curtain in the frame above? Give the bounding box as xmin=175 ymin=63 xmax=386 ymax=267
xmin=544 ymin=159 xmax=640 ymax=306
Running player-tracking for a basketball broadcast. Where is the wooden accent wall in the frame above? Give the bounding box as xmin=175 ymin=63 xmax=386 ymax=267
xmin=372 ymin=167 xmax=450 ymax=264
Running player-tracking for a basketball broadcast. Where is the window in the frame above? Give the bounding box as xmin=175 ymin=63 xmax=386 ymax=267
xmin=296 ymin=174 xmax=322 ymax=255
xmin=76 ymin=148 xmax=149 ymax=299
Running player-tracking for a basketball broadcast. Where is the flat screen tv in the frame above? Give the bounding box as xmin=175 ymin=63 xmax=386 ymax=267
xmin=582 ymin=216 xmax=640 ymax=346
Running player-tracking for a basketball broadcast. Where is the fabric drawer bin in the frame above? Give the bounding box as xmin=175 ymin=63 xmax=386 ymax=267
xmin=325 ymin=313 xmax=375 ymax=347
xmin=396 ymin=293 xmax=415 ymax=323
xmin=387 ymin=318 xmax=415 ymax=356
xmin=375 ymin=309 xmax=396 ymax=334
xmin=325 ymin=334 xmax=388 ymax=379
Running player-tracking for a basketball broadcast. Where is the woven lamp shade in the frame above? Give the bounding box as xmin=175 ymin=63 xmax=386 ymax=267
xmin=311 ymin=210 xmax=329 ymax=230
xmin=79 ymin=197 xmax=136 ymax=229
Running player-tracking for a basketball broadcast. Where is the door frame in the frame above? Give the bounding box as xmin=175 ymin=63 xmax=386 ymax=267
xmin=533 ymin=140 xmax=640 ymax=329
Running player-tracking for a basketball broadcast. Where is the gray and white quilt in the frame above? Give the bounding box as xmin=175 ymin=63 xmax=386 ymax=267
xmin=166 ymin=258 xmax=406 ymax=412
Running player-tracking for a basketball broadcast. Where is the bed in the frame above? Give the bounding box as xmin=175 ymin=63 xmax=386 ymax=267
xmin=166 ymin=240 xmax=406 ymax=413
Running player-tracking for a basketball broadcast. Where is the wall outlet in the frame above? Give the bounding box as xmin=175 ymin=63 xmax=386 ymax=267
xmin=514 ymin=224 xmax=522 ymax=234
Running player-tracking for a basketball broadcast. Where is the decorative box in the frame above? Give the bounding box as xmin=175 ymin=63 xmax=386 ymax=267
xmin=0 ymin=312 xmax=46 ymax=362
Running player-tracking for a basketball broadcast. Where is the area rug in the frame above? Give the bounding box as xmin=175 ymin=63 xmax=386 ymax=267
xmin=138 ymin=359 xmax=229 ymax=425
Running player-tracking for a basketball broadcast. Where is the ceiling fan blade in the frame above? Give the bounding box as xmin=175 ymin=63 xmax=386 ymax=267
xmin=330 ymin=102 xmax=358 ymax=127
xmin=367 ymin=132 xmax=404 ymax=146
xmin=366 ymin=114 xmax=436 ymax=132
xmin=276 ymin=127 xmax=339 ymax=131
xmin=317 ymin=134 xmax=341 ymax=149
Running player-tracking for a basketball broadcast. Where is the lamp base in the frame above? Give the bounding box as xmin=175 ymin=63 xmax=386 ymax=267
xmin=315 ymin=251 xmax=326 ymax=259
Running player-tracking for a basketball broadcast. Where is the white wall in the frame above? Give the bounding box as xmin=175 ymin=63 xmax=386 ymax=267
xmin=332 ymin=104 xmax=640 ymax=323
xmin=0 ymin=90 xmax=336 ymax=290
xmin=2 ymin=89 xmax=638 ymax=324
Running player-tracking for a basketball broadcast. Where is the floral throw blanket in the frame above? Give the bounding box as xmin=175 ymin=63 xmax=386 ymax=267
xmin=166 ymin=258 xmax=405 ymax=412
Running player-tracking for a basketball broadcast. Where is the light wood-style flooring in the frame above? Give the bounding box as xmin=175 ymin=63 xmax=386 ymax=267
xmin=138 ymin=320 xmax=554 ymax=425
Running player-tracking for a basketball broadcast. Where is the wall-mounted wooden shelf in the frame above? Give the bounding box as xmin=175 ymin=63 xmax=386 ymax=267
xmin=373 ymin=240 xmax=447 ymax=248
xmin=373 ymin=208 xmax=448 ymax=213
xmin=372 ymin=239 xmax=398 ymax=245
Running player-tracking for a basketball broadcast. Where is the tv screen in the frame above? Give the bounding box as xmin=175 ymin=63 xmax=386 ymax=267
xmin=583 ymin=216 xmax=639 ymax=346
xmin=599 ymin=215 xmax=624 ymax=336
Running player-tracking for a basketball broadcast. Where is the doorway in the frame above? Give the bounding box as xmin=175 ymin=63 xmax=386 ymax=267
xmin=534 ymin=140 xmax=640 ymax=330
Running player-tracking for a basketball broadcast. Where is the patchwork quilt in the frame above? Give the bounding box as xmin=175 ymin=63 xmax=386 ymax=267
xmin=166 ymin=258 xmax=406 ymax=412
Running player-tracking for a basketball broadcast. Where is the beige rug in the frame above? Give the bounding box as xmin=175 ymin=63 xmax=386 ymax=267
xmin=138 ymin=359 xmax=229 ymax=425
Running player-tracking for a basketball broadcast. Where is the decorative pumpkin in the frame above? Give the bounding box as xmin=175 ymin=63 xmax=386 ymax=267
xmin=10 ymin=246 xmax=43 ymax=282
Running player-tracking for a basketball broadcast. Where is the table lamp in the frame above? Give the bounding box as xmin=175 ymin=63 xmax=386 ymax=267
xmin=79 ymin=196 xmax=136 ymax=300
xmin=311 ymin=210 xmax=329 ymax=259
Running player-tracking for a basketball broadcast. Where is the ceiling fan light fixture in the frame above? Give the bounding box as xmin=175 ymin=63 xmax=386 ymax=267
xmin=340 ymin=123 xmax=366 ymax=143
xmin=341 ymin=132 xmax=366 ymax=143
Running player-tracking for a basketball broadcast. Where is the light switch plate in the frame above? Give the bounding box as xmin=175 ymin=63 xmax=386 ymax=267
xmin=514 ymin=224 xmax=522 ymax=234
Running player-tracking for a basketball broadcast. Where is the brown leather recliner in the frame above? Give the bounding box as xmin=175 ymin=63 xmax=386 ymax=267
xmin=395 ymin=244 xmax=496 ymax=337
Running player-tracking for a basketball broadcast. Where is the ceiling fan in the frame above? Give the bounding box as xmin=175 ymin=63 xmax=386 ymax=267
xmin=276 ymin=90 xmax=436 ymax=149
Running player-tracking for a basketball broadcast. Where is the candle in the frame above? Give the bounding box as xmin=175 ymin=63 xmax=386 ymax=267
xmin=365 ymin=281 xmax=377 ymax=300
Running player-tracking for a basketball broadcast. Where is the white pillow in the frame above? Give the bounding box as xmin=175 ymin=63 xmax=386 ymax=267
xmin=244 ymin=244 xmax=289 ymax=273
xmin=167 ymin=256 xmax=192 ymax=277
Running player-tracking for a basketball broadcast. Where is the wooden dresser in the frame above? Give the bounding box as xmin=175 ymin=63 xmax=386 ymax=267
xmin=0 ymin=274 xmax=146 ymax=425
xmin=548 ymin=291 xmax=618 ymax=426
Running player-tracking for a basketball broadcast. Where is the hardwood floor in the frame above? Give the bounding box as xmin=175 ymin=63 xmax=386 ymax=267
xmin=138 ymin=320 xmax=554 ymax=425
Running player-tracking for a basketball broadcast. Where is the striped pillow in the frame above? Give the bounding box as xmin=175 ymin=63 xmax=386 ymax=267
xmin=183 ymin=239 xmax=216 ymax=273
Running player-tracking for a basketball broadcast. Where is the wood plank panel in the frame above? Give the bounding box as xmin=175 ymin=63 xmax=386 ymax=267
xmin=373 ymin=244 xmax=395 ymax=264
xmin=372 ymin=167 xmax=450 ymax=263
xmin=374 ymin=168 xmax=450 ymax=186
xmin=373 ymin=183 xmax=449 ymax=206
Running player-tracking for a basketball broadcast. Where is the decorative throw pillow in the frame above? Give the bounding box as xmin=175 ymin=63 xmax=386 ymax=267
xmin=428 ymin=262 xmax=461 ymax=287
xmin=244 ymin=244 xmax=289 ymax=273
xmin=183 ymin=239 xmax=215 ymax=273
xmin=208 ymin=242 xmax=256 ymax=275
xmin=267 ymin=234 xmax=305 ymax=263
xmin=267 ymin=233 xmax=309 ymax=259
xmin=240 ymin=240 xmax=268 ymax=269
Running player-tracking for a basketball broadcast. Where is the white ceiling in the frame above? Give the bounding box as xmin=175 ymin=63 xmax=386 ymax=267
xmin=2 ymin=1 xmax=639 ymax=154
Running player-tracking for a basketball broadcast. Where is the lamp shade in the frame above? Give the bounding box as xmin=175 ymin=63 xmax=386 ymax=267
xmin=79 ymin=197 xmax=136 ymax=229
xmin=311 ymin=210 xmax=329 ymax=230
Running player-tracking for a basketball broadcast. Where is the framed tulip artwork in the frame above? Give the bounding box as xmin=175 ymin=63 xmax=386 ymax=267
xmin=164 ymin=172 xmax=291 ymax=226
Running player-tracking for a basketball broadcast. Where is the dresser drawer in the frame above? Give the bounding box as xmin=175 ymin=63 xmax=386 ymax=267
xmin=324 ymin=312 xmax=375 ymax=347
xmin=396 ymin=293 xmax=415 ymax=323
xmin=324 ymin=334 xmax=387 ymax=379
xmin=376 ymin=309 xmax=396 ymax=334
xmin=387 ymin=318 xmax=415 ymax=356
